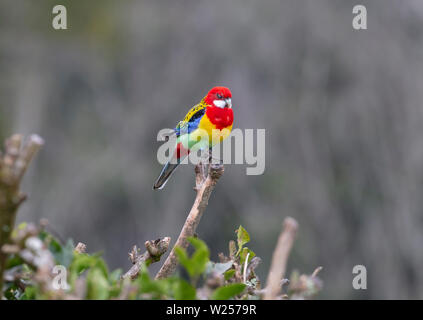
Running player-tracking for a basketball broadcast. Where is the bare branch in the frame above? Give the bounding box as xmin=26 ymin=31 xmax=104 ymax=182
xmin=263 ymin=217 xmax=298 ymax=300
xmin=155 ymin=162 xmax=224 ymax=279
xmin=122 ymin=237 xmax=170 ymax=280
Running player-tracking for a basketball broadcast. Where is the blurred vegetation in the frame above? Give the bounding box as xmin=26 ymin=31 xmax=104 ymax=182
xmin=2 ymin=222 xmax=320 ymax=300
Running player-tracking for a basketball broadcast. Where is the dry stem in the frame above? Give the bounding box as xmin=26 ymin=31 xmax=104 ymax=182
xmin=0 ymin=134 xmax=43 ymax=296
xmin=263 ymin=217 xmax=298 ymax=300
xmin=155 ymin=162 xmax=224 ymax=279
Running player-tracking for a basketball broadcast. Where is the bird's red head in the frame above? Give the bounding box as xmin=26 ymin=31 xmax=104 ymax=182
xmin=204 ymin=86 xmax=232 ymax=109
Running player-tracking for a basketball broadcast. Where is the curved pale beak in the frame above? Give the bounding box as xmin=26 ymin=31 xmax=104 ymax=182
xmin=225 ymin=98 xmax=232 ymax=108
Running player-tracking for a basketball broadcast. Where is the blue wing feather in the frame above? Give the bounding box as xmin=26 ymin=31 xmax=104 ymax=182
xmin=174 ymin=107 xmax=206 ymax=137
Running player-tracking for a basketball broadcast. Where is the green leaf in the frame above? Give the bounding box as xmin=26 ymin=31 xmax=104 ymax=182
xmin=137 ymin=266 xmax=169 ymax=298
xmin=175 ymin=237 xmax=210 ymax=278
xmin=5 ymin=254 xmax=25 ymax=269
xmin=70 ymin=254 xmax=96 ymax=274
xmin=189 ymin=237 xmax=208 ymax=252
xmin=20 ymin=286 xmax=37 ymax=300
xmin=239 ymin=247 xmax=256 ymax=265
xmin=172 ymin=279 xmax=196 ymax=300
xmin=211 ymin=283 xmax=246 ymax=300
xmin=107 ymin=268 xmax=124 ymax=298
xmin=236 ymin=226 xmax=250 ymax=256
xmin=51 ymin=239 xmax=75 ymax=267
xmin=86 ymin=268 xmax=109 ymax=300
xmin=68 ymin=253 xmax=109 ymax=289
xmin=108 ymin=269 xmax=123 ymax=283
xmin=94 ymin=256 xmax=109 ymax=278
xmin=188 ymin=237 xmax=210 ymax=276
xmin=175 ymin=246 xmax=195 ymax=277
xmin=224 ymin=269 xmax=236 ymax=280
xmin=38 ymin=231 xmax=75 ymax=268
xmin=70 ymin=253 xmax=108 ymax=277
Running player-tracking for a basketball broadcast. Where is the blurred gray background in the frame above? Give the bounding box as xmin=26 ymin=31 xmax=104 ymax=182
xmin=1 ymin=0 xmax=423 ymax=299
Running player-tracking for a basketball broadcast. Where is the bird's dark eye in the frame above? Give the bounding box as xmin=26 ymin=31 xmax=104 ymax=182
xmin=216 ymin=93 xmax=223 ymax=99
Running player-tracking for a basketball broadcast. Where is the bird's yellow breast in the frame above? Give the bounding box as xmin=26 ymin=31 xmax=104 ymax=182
xmin=199 ymin=114 xmax=233 ymax=147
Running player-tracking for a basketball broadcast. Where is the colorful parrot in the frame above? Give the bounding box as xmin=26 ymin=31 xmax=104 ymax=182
xmin=153 ymin=86 xmax=234 ymax=190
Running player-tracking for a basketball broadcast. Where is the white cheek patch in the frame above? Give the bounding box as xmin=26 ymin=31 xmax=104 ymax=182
xmin=213 ymin=99 xmax=226 ymax=108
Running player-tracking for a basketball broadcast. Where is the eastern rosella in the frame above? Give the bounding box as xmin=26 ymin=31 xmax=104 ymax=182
xmin=153 ymin=86 xmax=233 ymax=190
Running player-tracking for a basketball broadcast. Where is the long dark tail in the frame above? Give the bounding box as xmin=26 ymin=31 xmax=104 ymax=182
xmin=153 ymin=161 xmax=180 ymax=190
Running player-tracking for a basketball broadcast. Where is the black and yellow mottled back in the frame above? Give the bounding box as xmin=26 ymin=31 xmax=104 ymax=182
xmin=174 ymin=98 xmax=207 ymax=137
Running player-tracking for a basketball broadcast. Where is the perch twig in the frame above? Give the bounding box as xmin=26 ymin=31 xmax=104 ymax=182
xmin=155 ymin=162 xmax=224 ymax=279
xmin=0 ymin=134 xmax=43 ymax=296
xmin=263 ymin=217 xmax=298 ymax=300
